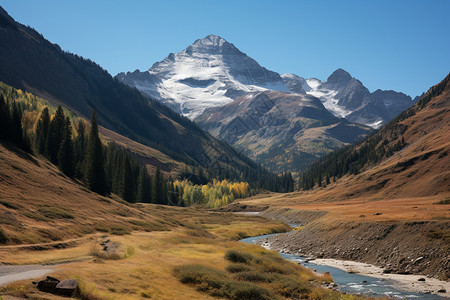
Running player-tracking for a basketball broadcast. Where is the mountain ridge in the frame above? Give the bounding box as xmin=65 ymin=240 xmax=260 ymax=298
xmin=0 ymin=8 xmax=257 ymax=178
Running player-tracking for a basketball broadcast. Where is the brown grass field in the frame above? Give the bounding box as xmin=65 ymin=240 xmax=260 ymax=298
xmin=0 ymin=142 xmax=370 ymax=299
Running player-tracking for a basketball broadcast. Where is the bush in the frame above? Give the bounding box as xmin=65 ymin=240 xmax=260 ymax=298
xmin=173 ymin=264 xmax=227 ymax=285
xmin=233 ymin=271 xmax=272 ymax=282
xmin=109 ymin=225 xmax=131 ymax=235
xmin=173 ymin=264 xmax=273 ymax=300
xmin=224 ymin=250 xmax=254 ymax=264
xmin=224 ymin=281 xmax=272 ymax=300
xmin=225 ymin=263 xmax=253 ymax=273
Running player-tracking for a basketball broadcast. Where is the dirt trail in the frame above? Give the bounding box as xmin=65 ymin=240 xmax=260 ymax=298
xmin=0 ymin=264 xmax=58 ymax=286
xmin=0 ymin=233 xmax=103 ymax=251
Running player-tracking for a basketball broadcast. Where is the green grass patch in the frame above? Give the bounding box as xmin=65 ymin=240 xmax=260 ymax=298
xmin=38 ymin=206 xmax=74 ymax=219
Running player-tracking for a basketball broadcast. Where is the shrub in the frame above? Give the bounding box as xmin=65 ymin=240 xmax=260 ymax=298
xmin=224 ymin=250 xmax=254 ymax=264
xmin=225 ymin=263 xmax=253 ymax=273
xmin=109 ymin=225 xmax=130 ymax=235
xmin=223 ymin=281 xmax=272 ymax=300
xmin=173 ymin=264 xmax=273 ymax=300
xmin=38 ymin=206 xmax=74 ymax=219
xmin=173 ymin=264 xmax=227 ymax=285
xmin=233 ymin=271 xmax=272 ymax=282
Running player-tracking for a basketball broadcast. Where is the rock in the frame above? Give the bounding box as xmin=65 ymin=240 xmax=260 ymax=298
xmin=362 ymin=280 xmax=368 ymax=284
xmin=56 ymin=279 xmax=79 ymax=296
xmin=418 ymin=278 xmax=426 ymax=282
xmin=437 ymin=289 xmax=446 ymax=293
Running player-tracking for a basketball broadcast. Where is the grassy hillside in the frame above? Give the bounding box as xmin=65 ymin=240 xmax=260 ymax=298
xmin=298 ymin=73 xmax=450 ymax=199
xmin=0 ymin=140 xmax=370 ymax=300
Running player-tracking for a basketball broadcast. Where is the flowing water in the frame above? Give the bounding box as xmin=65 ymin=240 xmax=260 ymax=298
xmin=241 ymin=234 xmax=445 ymax=299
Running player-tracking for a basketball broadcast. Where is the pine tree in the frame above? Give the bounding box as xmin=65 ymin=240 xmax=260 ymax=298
xmin=152 ymin=166 xmax=164 ymax=204
xmin=36 ymin=107 xmax=50 ymax=155
xmin=0 ymin=95 xmax=10 ymax=140
xmin=137 ymin=166 xmax=152 ymax=203
xmin=119 ymin=155 xmax=135 ymax=202
xmin=84 ymin=111 xmax=107 ymax=195
xmin=58 ymin=117 xmax=74 ymax=177
xmin=10 ymin=103 xmax=23 ymax=147
xmin=47 ymin=105 xmax=65 ymax=163
xmin=74 ymin=120 xmax=86 ymax=178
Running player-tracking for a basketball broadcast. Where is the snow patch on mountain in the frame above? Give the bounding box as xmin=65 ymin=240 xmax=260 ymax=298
xmin=305 ymin=78 xmax=352 ymax=118
xmin=117 ymin=34 xmax=289 ymax=119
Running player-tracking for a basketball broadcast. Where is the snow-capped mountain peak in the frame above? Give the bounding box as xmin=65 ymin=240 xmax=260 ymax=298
xmin=117 ymin=34 xmax=289 ymax=119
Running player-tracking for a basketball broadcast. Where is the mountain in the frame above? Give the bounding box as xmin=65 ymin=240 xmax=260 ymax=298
xmin=283 ymin=69 xmax=414 ymax=128
xmin=0 ymin=7 xmax=253 ymax=174
xmin=196 ymin=90 xmax=370 ymax=172
xmin=299 ymin=72 xmax=450 ymax=199
xmin=116 ymin=34 xmax=290 ymax=119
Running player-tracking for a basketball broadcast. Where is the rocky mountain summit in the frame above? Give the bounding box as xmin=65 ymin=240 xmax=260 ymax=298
xmin=116 ymin=34 xmax=289 ymax=119
xmin=283 ymin=69 xmax=414 ymax=128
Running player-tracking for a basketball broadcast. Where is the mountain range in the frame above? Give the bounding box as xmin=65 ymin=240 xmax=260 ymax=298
xmin=117 ymin=35 xmax=416 ymax=171
xmin=0 ymin=8 xmax=254 ymax=177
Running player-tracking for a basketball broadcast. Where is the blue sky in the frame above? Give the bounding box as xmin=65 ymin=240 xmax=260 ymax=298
xmin=2 ymin=0 xmax=449 ymax=97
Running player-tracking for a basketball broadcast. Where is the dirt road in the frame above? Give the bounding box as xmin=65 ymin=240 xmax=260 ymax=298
xmin=0 ymin=264 xmax=58 ymax=286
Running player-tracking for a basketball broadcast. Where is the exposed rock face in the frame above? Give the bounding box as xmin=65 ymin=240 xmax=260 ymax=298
xmin=257 ymin=219 xmax=450 ymax=280
xmin=301 ymin=69 xmax=412 ymax=128
xmin=195 ymin=90 xmax=370 ymax=171
xmin=117 ymin=35 xmax=415 ymax=171
xmin=116 ymin=34 xmax=289 ymax=119
xmin=372 ymin=89 xmax=413 ymax=120
xmin=281 ymin=73 xmax=307 ymax=94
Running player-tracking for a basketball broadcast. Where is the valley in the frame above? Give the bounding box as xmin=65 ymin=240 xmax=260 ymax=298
xmin=0 ymin=2 xmax=449 ymax=300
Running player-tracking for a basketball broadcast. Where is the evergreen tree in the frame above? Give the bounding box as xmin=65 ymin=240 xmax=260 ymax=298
xmin=84 ymin=111 xmax=107 ymax=195
xmin=47 ymin=105 xmax=65 ymax=163
xmin=119 ymin=155 xmax=135 ymax=202
xmin=137 ymin=166 xmax=152 ymax=203
xmin=152 ymin=166 xmax=164 ymax=204
xmin=58 ymin=117 xmax=74 ymax=177
xmin=10 ymin=103 xmax=23 ymax=147
xmin=74 ymin=120 xmax=86 ymax=178
xmin=36 ymin=107 xmax=50 ymax=155
xmin=0 ymin=95 xmax=10 ymax=140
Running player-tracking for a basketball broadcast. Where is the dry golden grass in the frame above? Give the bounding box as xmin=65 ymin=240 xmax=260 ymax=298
xmin=0 ymin=223 xmax=365 ymax=300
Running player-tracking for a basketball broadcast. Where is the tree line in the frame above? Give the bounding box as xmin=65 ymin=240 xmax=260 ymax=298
xmin=1 ymin=86 xmax=295 ymax=206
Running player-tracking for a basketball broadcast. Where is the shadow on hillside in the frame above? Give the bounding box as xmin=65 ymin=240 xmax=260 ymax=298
xmin=1 ymin=140 xmax=41 ymax=167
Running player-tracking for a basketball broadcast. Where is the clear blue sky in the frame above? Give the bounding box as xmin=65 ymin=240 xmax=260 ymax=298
xmin=2 ymin=0 xmax=449 ymax=97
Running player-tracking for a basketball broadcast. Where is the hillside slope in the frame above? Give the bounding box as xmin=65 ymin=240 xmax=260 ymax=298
xmin=196 ymin=90 xmax=370 ymax=172
xmin=296 ymin=72 xmax=450 ymax=200
xmin=0 ymin=140 xmax=184 ymax=245
xmin=224 ymin=75 xmax=450 ymax=281
xmin=0 ymin=7 xmax=251 ymax=173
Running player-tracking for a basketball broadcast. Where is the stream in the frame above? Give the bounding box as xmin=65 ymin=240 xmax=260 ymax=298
xmin=241 ymin=233 xmax=446 ymax=299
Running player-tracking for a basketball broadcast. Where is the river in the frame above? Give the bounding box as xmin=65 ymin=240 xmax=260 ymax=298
xmin=241 ymin=233 xmax=447 ymax=299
